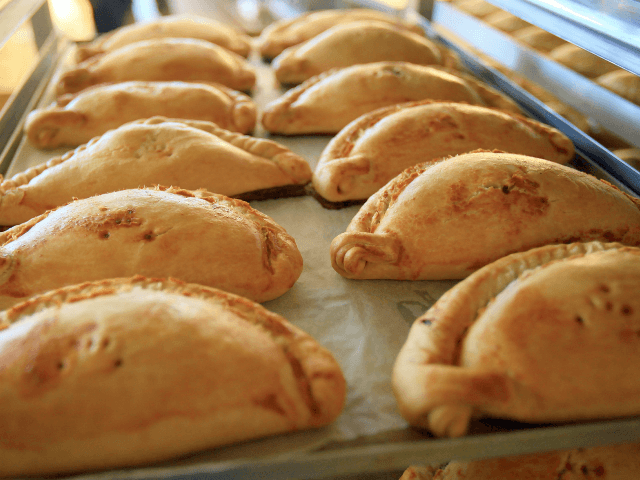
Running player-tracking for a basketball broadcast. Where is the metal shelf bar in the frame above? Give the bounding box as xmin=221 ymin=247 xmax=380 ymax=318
xmin=0 ymin=0 xmax=47 ymax=51
xmin=69 ymin=417 xmax=640 ymax=480
xmin=481 ymin=0 xmax=640 ymax=76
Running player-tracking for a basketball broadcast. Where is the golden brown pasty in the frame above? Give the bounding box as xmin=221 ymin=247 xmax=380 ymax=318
xmin=614 ymin=148 xmax=640 ymax=170
xmin=314 ymin=102 xmax=574 ymax=205
xmin=0 ymin=186 xmax=303 ymax=307
xmin=330 ymin=152 xmax=640 ymax=280
xmin=392 ymin=241 xmax=640 ymax=438
xmin=25 ymin=81 xmax=257 ymax=149
xmin=272 ymin=21 xmax=457 ymax=85
xmin=483 ymin=10 xmax=531 ymax=33
xmin=262 ymin=63 xmax=521 ymax=135
xmin=0 ymin=275 xmax=345 ymax=477
xmin=56 ymin=38 xmax=256 ymax=95
xmin=400 ymin=442 xmax=640 ymax=479
xmin=596 ymin=69 xmax=640 ymax=106
xmin=512 ymin=25 xmax=567 ymax=53
xmin=1 ymin=117 xmax=312 ymax=226
xmin=257 ymin=8 xmax=424 ymax=60
xmin=549 ymin=43 xmax=619 ymax=79
xmin=75 ymin=14 xmax=253 ymax=62
xmin=453 ymin=0 xmax=501 ymax=18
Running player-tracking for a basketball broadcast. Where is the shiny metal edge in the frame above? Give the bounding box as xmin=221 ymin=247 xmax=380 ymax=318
xmin=44 ymin=417 xmax=640 ymax=480
xmin=0 ymin=0 xmax=47 ymax=51
xmin=0 ymin=32 xmax=62 ymax=176
xmin=483 ymin=0 xmax=640 ymax=76
xmin=431 ymin=1 xmax=640 ymax=197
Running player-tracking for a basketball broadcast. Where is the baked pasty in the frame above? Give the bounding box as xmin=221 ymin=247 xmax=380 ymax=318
xmin=0 ymin=276 xmax=345 ymax=477
xmin=483 ymin=10 xmax=530 ymax=33
xmin=614 ymin=148 xmax=640 ymax=170
xmin=512 ymin=25 xmax=567 ymax=53
xmin=596 ymin=69 xmax=640 ymax=106
xmin=257 ymin=8 xmax=424 ymax=60
xmin=262 ymin=63 xmax=521 ymax=135
xmin=1 ymin=117 xmax=312 ymax=225
xmin=272 ymin=21 xmax=457 ymax=85
xmin=400 ymin=442 xmax=640 ymax=479
xmin=549 ymin=43 xmax=619 ymax=79
xmin=392 ymin=241 xmax=640 ymax=437
xmin=25 ymin=81 xmax=257 ymax=149
xmin=453 ymin=0 xmax=501 ymax=18
xmin=330 ymin=152 xmax=640 ymax=280
xmin=314 ymin=102 xmax=574 ymax=205
xmin=0 ymin=186 xmax=303 ymax=307
xmin=56 ymin=38 xmax=256 ymax=95
xmin=75 ymin=14 xmax=253 ymax=62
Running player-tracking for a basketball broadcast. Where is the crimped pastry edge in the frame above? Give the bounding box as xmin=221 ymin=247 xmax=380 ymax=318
xmin=392 ymin=241 xmax=631 ymax=437
xmin=0 ymin=275 xmax=346 ymax=476
xmin=313 ymin=101 xmax=575 ymax=204
xmin=0 ymin=184 xmax=288 ymax=249
xmin=320 ymin=100 xmax=573 ymax=169
xmin=261 ymin=63 xmax=522 ymax=135
xmin=4 ymin=116 xmax=311 ymax=204
xmin=25 ymin=81 xmax=258 ymax=149
xmin=256 ymin=9 xmax=425 ymax=60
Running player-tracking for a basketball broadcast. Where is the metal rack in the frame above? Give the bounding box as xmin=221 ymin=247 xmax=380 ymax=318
xmin=0 ymin=0 xmax=65 ymax=174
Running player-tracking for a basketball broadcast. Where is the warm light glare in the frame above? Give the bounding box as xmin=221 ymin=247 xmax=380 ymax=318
xmin=375 ymin=0 xmax=411 ymax=8
xmin=48 ymin=0 xmax=97 ymax=42
xmin=0 ymin=25 xmax=38 ymax=92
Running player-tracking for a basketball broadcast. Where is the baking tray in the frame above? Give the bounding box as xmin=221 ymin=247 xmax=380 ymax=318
xmin=4 ymin=8 xmax=640 ymax=480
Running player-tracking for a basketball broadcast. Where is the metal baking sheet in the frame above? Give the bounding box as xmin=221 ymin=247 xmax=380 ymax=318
xmin=5 ymin=13 xmax=640 ymax=480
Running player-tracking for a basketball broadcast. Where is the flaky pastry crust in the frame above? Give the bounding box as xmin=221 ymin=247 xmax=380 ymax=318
xmin=392 ymin=241 xmax=640 ymax=437
xmin=257 ymin=8 xmax=425 ymax=60
xmin=56 ymin=38 xmax=256 ymax=96
xmin=2 ymin=117 xmax=312 ymax=225
xmin=272 ymin=21 xmax=457 ymax=85
xmin=0 ymin=275 xmax=345 ymax=477
xmin=25 ymin=81 xmax=257 ymax=149
xmin=330 ymin=152 xmax=640 ymax=280
xmin=0 ymin=186 xmax=303 ymax=307
xmin=262 ymin=63 xmax=521 ymax=135
xmin=314 ymin=102 xmax=574 ymax=204
xmin=75 ymin=14 xmax=253 ymax=62
xmin=400 ymin=442 xmax=640 ymax=479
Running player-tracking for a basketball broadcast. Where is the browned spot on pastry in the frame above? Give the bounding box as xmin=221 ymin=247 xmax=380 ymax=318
xmin=101 ymin=231 xmax=110 ymax=239
xmin=594 ymin=465 xmax=605 ymax=476
xmin=575 ymin=315 xmax=585 ymax=325
xmin=622 ymin=305 xmax=633 ymax=315
xmin=78 ymin=209 xmax=143 ymax=235
xmin=599 ymin=284 xmax=610 ymax=293
xmin=618 ymin=328 xmax=640 ymax=342
xmin=17 ymin=322 xmax=98 ymax=397
xmin=254 ymin=393 xmax=286 ymax=416
xmin=467 ymin=371 xmax=511 ymax=403
xmin=285 ymin=350 xmax=321 ymax=417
